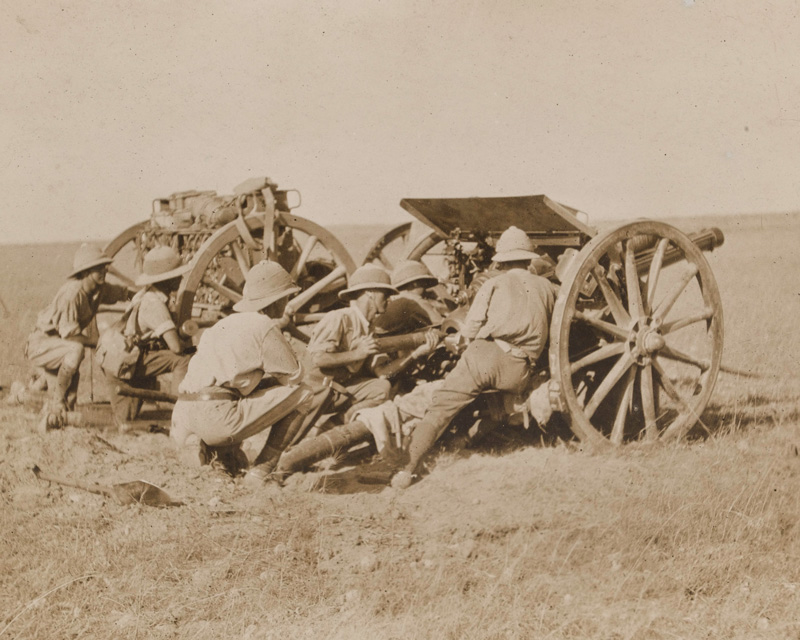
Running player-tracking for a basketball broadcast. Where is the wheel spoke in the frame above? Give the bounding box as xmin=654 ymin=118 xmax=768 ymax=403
xmin=285 ymin=264 xmax=348 ymax=315
xmin=661 ymin=307 xmax=715 ymax=334
xmin=592 ymin=266 xmax=631 ymax=327
xmin=570 ymin=342 xmax=626 ymax=374
xmin=610 ymin=367 xmax=636 ymax=445
xmin=652 ymin=264 xmax=699 ymax=322
xmin=290 ymin=235 xmax=318 ymax=279
xmin=574 ymin=311 xmax=630 ymax=341
xmin=230 ymin=240 xmax=251 ymax=276
xmin=651 ymin=358 xmax=692 ymax=410
xmin=624 ymin=240 xmax=644 ymax=320
xmin=585 ymin=353 xmax=635 ymax=419
xmin=107 ymin=265 xmax=138 ymax=290
xmin=640 ymin=363 xmax=658 ymax=440
xmin=201 ymin=277 xmax=242 ymax=303
xmin=658 ymin=343 xmax=711 ymax=372
xmin=646 ymin=238 xmax=670 ymax=313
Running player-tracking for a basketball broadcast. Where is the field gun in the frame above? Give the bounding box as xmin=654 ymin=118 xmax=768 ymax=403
xmin=102 ymin=181 xmax=726 ymax=449
xmin=102 ymin=176 xmax=356 ymax=342
xmin=362 ymin=195 xmax=726 ymax=447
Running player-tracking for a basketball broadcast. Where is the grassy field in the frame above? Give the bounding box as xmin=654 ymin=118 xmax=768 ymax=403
xmin=1 ymin=214 xmax=799 ymax=639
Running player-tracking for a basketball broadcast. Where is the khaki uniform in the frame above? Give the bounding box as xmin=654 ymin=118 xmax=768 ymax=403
xmin=171 ymin=312 xmax=312 ymax=448
xmin=105 ymin=288 xmax=191 ymax=422
xmin=306 ymin=305 xmax=391 ymax=416
xmin=404 ymin=269 xmax=557 ymax=470
xmin=25 ymin=279 xmax=100 ymax=408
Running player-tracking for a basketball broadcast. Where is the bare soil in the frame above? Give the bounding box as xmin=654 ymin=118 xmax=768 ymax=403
xmin=1 ymin=215 xmax=799 ymax=639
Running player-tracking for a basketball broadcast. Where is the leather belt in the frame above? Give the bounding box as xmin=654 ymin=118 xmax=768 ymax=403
xmin=178 ymin=386 xmax=240 ymax=402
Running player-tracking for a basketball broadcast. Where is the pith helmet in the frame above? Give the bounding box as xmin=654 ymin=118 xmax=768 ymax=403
xmin=232 ymin=260 xmax=300 ymax=312
xmin=135 ymin=246 xmax=192 ymax=286
xmin=391 ymin=260 xmax=439 ymax=290
xmin=493 ymin=226 xmax=539 ymax=263
xmin=69 ymin=244 xmax=114 ymax=278
xmin=338 ymin=264 xmax=398 ymax=301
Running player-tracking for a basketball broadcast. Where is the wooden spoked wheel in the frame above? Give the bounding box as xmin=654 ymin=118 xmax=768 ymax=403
xmin=176 ymin=213 xmax=356 ymax=341
xmin=550 ymin=221 xmax=723 ymax=446
xmin=103 ymin=221 xmax=150 ymax=293
xmin=405 ymin=229 xmax=453 ymax=286
xmin=362 ymin=222 xmax=413 ymax=268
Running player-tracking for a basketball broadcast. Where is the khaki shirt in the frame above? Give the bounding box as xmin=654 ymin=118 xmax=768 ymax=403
xmin=307 ymin=305 xmax=377 ymax=382
xmin=126 ymin=288 xmax=176 ymax=341
xmin=461 ymin=268 xmax=557 ymax=362
xmin=179 ymin=312 xmax=302 ymax=396
xmin=34 ymin=278 xmax=98 ymax=339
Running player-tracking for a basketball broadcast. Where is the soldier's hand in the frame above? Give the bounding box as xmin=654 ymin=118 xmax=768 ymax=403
xmin=353 ymin=336 xmax=381 ymax=358
xmin=411 ymin=329 xmax=440 ymax=359
xmin=444 ymin=332 xmax=467 ymax=355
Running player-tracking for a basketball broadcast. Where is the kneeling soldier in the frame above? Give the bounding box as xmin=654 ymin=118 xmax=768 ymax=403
xmin=25 ymin=244 xmax=113 ymax=431
xmin=170 ymin=261 xmax=313 ymax=488
xmin=392 ymin=226 xmax=558 ymax=489
xmin=100 ymin=246 xmax=193 ymax=430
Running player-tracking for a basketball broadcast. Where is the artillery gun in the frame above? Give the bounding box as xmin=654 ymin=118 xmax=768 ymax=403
xmin=367 ymin=196 xmax=725 ymax=448
xmin=103 ymin=179 xmax=725 ymax=450
xmin=103 ymin=176 xmax=356 ymax=341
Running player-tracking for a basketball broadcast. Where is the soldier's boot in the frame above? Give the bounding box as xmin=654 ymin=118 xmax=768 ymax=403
xmin=391 ymin=409 xmax=454 ymax=490
xmin=36 ymin=366 xmax=77 ymax=434
xmin=52 ymin=365 xmax=77 ymax=412
xmin=245 ymin=410 xmax=308 ymax=488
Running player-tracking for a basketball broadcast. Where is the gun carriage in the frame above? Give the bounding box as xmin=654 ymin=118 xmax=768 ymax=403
xmin=103 ymin=178 xmax=725 ymax=449
xmin=103 ymin=177 xmax=356 ymax=342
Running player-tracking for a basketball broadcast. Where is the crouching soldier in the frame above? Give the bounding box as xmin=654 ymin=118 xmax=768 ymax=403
xmin=97 ymin=246 xmax=193 ymax=430
xmin=304 ymin=265 xmax=425 ymax=427
xmin=391 ymin=226 xmax=558 ymax=489
xmin=170 ymin=261 xmax=313 ymax=488
xmin=25 ymin=244 xmax=113 ymax=431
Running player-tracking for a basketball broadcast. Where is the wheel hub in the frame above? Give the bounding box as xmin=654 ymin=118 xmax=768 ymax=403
xmin=627 ymin=320 xmax=666 ymax=364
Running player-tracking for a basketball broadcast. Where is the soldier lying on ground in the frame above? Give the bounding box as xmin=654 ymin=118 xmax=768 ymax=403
xmin=390 ymin=225 xmax=558 ymax=489
xmin=25 ymin=244 xmax=114 ymax=432
xmin=96 ymin=246 xmax=193 ymax=432
xmin=170 ymin=261 xmax=313 ymax=488
xmin=273 ymin=369 xmax=555 ymax=480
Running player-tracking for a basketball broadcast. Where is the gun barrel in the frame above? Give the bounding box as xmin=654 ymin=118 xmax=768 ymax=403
xmin=635 ymin=227 xmax=724 ymax=273
xmin=115 ymin=382 xmax=177 ymax=404
xmin=373 ymin=330 xmax=442 ymax=353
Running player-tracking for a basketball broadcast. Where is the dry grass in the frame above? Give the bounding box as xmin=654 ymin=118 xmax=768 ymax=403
xmin=1 ymin=214 xmax=799 ymax=639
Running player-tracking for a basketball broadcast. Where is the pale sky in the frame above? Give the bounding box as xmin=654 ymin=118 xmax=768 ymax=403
xmin=1 ymin=0 xmax=799 ymax=245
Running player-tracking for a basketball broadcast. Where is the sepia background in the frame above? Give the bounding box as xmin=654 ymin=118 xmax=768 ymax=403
xmin=2 ymin=0 xmax=799 ymax=244
xmin=2 ymin=3 xmax=800 ymax=639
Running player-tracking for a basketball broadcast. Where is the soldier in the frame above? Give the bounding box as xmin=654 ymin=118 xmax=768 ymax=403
xmin=99 ymin=246 xmax=193 ymax=430
xmin=170 ymin=261 xmax=314 ymax=488
xmin=391 ymin=226 xmax=558 ymax=489
xmin=25 ymin=244 xmax=113 ymax=431
xmin=373 ymin=260 xmax=445 ymax=336
xmin=306 ymin=263 xmax=442 ymax=423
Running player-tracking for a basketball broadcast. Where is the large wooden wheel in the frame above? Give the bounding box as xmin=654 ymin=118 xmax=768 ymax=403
xmin=176 ymin=213 xmax=356 ymax=340
xmin=549 ymin=221 xmax=723 ymax=446
xmin=362 ymin=222 xmax=413 ymax=268
xmin=103 ymin=221 xmax=150 ymax=292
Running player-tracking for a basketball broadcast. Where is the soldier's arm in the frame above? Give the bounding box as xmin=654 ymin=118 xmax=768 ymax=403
xmin=311 ymin=337 xmax=380 ymax=369
xmin=162 ymin=328 xmax=184 ymax=354
xmin=460 ymin=280 xmax=494 ymax=340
